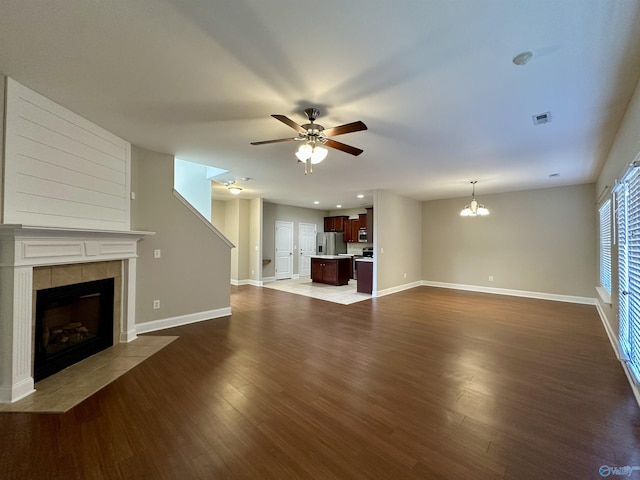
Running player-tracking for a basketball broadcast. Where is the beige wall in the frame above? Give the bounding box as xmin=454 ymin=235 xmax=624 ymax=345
xmin=224 ymin=200 xmax=238 ymax=281
xmin=211 ymin=199 xmax=226 ymax=233
xmin=375 ymin=190 xmax=422 ymax=292
xmin=222 ymin=198 xmax=252 ymax=283
xmin=262 ymin=203 xmax=328 ymax=278
xmin=130 ymin=146 xmax=231 ymax=324
xmin=421 ymin=184 xmax=597 ymax=298
xmin=596 ymin=76 xmax=640 ymax=335
xmin=597 ymin=76 xmax=640 ymax=199
xmin=237 ymin=199 xmax=250 ymax=281
xmin=0 ymin=74 xmax=5 ymax=221
xmin=249 ymin=198 xmax=262 ymax=283
xmin=213 ymin=198 xmax=260 ymax=284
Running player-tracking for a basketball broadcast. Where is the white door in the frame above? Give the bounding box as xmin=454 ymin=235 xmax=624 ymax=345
xmin=299 ymin=223 xmax=317 ymax=277
xmin=275 ymin=221 xmax=293 ymax=280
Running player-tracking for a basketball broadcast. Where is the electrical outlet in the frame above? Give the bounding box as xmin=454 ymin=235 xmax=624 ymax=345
xmin=154 ymin=249 xmax=161 ymax=259
xmin=404 ymin=273 xmax=407 ymax=278
xmin=153 ymin=300 xmax=160 ymax=309
xmin=489 ymin=275 xmax=494 ymax=282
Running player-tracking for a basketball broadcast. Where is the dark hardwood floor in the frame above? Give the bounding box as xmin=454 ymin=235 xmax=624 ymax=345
xmin=1 ymin=286 xmax=639 ymax=479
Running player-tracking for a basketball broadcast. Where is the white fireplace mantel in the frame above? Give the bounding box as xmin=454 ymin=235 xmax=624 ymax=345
xmin=0 ymin=224 xmax=154 ymax=403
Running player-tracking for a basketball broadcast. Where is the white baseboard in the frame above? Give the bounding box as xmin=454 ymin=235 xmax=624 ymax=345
xmin=0 ymin=378 xmax=35 ymax=404
xmin=421 ymin=280 xmax=596 ymax=305
xmin=375 ymin=281 xmax=422 ymax=298
xmin=119 ymin=329 xmax=138 ymax=343
xmin=594 ymin=300 xmax=640 ymax=407
xmin=231 ymin=279 xmax=260 ymax=286
xmin=595 ymin=301 xmax=622 ymax=360
xmin=262 ymin=276 xmax=276 ymax=284
xmin=136 ymin=307 xmax=232 ymax=335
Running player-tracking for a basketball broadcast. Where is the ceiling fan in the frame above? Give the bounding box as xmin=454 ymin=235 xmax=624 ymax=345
xmin=251 ymin=108 xmax=367 ymax=174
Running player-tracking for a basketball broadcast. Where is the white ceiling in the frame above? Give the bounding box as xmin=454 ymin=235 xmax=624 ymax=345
xmin=2 ymin=0 xmax=640 ymax=210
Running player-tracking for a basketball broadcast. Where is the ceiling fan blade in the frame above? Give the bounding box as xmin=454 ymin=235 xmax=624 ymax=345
xmin=250 ymin=137 xmax=297 ymax=145
xmin=323 ymin=121 xmax=368 ymax=137
xmin=272 ymin=114 xmax=307 ymax=134
xmin=324 ymin=138 xmax=363 ymax=156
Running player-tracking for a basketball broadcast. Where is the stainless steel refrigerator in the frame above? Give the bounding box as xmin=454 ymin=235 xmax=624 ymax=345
xmin=316 ymin=232 xmax=347 ymax=255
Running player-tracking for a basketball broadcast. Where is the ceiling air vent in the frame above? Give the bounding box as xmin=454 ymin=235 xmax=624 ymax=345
xmin=532 ymin=111 xmax=552 ymax=125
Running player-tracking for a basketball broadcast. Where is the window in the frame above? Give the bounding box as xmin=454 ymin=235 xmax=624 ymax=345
xmin=599 ymin=198 xmax=612 ymax=294
xmin=616 ymin=165 xmax=640 ymax=381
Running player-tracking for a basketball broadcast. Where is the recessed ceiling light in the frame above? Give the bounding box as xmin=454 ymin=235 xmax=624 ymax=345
xmin=336 ymin=205 xmax=342 ymax=208
xmin=357 ymin=194 xmax=364 ymax=199
xmin=513 ymin=51 xmax=533 ymax=66
xmin=313 ymin=201 xmax=319 ymax=205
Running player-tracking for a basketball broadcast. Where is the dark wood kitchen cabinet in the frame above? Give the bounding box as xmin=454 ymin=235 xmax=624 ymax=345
xmin=356 ymin=260 xmax=373 ymax=294
xmin=365 ymin=208 xmax=374 ymax=242
xmin=324 ymin=216 xmax=348 ymax=232
xmin=344 ymin=214 xmax=368 ymax=243
xmin=311 ymin=257 xmax=350 ymax=286
xmin=344 ymin=218 xmax=360 ymax=242
xmin=344 ymin=219 xmax=353 ymax=242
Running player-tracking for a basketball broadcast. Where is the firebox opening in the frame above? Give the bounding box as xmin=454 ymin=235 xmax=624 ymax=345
xmin=34 ymin=278 xmax=115 ymax=382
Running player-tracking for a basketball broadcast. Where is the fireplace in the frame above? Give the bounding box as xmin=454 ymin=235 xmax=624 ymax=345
xmin=0 ymin=225 xmax=152 ymax=403
xmin=34 ymin=278 xmax=115 ymax=381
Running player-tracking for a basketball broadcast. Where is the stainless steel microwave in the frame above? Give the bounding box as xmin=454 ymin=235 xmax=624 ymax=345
xmin=358 ymin=228 xmax=368 ymax=242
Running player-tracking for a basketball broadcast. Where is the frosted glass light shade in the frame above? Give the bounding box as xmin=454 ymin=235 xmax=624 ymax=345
xmin=310 ymin=146 xmax=328 ymax=164
xmin=460 ymin=198 xmax=488 ymax=216
xmin=296 ymin=143 xmax=312 ymax=161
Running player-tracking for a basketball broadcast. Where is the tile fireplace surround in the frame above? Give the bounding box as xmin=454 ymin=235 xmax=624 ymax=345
xmin=0 ymin=225 xmax=152 ymax=403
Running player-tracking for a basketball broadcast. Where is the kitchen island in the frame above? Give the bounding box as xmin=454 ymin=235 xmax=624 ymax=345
xmin=309 ymin=255 xmax=351 ymax=286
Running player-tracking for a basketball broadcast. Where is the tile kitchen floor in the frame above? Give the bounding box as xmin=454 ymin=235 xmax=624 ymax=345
xmin=262 ymin=277 xmax=372 ymax=304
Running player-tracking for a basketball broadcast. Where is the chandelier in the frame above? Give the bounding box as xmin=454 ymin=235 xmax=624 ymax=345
xmin=460 ymin=181 xmax=489 ymax=217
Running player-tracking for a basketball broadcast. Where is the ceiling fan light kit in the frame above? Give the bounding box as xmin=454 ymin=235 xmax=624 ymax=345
xmin=460 ymin=181 xmax=489 ymax=217
xmin=251 ymin=107 xmax=367 ymax=174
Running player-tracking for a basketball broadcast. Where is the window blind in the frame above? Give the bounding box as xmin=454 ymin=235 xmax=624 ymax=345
xmin=617 ymin=186 xmax=630 ymax=358
xmin=626 ymin=169 xmax=640 ymax=379
xmin=599 ymin=198 xmax=612 ymax=294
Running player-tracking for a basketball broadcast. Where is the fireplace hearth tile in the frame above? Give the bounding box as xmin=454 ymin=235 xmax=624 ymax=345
xmin=0 ymin=335 xmax=177 ymax=413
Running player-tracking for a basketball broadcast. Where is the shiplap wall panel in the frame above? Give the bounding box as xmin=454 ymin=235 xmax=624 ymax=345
xmin=4 ymin=78 xmax=130 ymax=230
xmin=17 ymin=156 xmax=126 ymax=198
xmin=15 ymin=175 xmax=127 ymax=211
xmin=15 ymin=195 xmax=126 ymax=224
xmin=17 ymin=138 xmax=126 ymax=186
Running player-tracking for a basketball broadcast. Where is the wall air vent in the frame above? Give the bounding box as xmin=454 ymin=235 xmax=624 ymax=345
xmin=532 ymin=111 xmax=552 ymax=125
